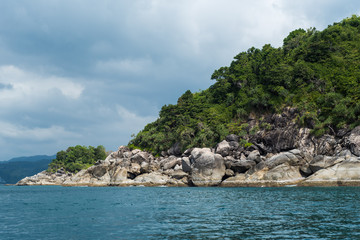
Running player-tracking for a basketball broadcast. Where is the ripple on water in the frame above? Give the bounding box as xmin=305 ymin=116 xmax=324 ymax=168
xmin=0 ymin=186 xmax=360 ymax=239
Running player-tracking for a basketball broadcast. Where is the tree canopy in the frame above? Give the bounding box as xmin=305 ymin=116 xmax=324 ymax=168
xmin=129 ymin=15 xmax=360 ymax=155
xmin=48 ymin=145 xmax=107 ymax=173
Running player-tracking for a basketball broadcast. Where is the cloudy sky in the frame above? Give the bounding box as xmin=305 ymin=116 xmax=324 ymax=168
xmin=0 ymin=0 xmax=359 ymax=160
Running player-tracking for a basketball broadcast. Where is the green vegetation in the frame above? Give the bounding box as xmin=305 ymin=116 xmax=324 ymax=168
xmin=129 ymin=15 xmax=360 ymax=154
xmin=48 ymin=145 xmax=107 ymax=173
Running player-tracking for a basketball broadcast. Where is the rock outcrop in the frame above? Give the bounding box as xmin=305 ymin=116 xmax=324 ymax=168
xmin=189 ymin=148 xmax=225 ymax=186
xmin=16 ymin=108 xmax=360 ymax=187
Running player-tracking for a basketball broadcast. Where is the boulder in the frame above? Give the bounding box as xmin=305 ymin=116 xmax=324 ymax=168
xmin=260 ymin=164 xmax=304 ymax=182
xmin=221 ymin=173 xmax=246 ymax=187
xmin=315 ymin=134 xmax=338 ymax=155
xmin=168 ymin=142 xmax=182 ymax=156
xmin=88 ymin=165 xmax=108 ymax=178
xmin=229 ymin=141 xmax=240 ymax=150
xmin=130 ymin=151 xmax=149 ymax=164
xmin=309 ymin=155 xmax=344 ymax=173
xmin=224 ymin=157 xmax=256 ymax=173
xmin=265 ymin=150 xmax=307 ymax=169
xmin=189 ymin=148 xmax=226 ymax=186
xmin=16 ymin=171 xmax=70 ymax=186
xmin=168 ymin=170 xmax=188 ymax=180
xmin=247 ymin=150 xmax=261 ymax=163
xmin=215 ymin=140 xmax=231 ymax=157
xmin=128 ymin=163 xmax=141 ymax=175
xmin=347 ymin=126 xmax=360 ymax=156
xmin=301 ymin=157 xmax=360 ymax=186
xmin=110 ymin=168 xmax=128 ymax=185
xmin=161 ymin=156 xmax=181 ymax=170
xmin=226 ymin=134 xmax=239 ymax=142
xmin=181 ymin=157 xmax=192 ymax=173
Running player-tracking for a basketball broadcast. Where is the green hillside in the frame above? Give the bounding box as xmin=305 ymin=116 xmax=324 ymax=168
xmin=0 ymin=156 xmax=54 ymax=184
xmin=129 ymin=15 xmax=360 ymax=155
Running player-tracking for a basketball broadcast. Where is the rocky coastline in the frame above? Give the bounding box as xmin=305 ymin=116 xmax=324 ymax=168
xmin=17 ymin=110 xmax=360 ymax=187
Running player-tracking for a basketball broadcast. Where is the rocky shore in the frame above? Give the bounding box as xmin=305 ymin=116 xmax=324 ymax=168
xmin=17 ymin=110 xmax=360 ymax=187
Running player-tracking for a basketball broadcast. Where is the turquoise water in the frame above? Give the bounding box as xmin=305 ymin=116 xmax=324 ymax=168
xmin=0 ymin=185 xmax=359 ymax=239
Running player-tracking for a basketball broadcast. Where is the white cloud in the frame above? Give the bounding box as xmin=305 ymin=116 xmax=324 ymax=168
xmin=116 ymin=105 xmax=157 ymax=132
xmin=0 ymin=121 xmax=80 ymax=141
xmin=0 ymin=65 xmax=84 ymax=104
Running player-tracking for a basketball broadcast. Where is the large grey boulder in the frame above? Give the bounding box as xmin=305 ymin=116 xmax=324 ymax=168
xmin=247 ymin=150 xmax=261 ymax=163
xmin=265 ymin=149 xmax=308 ymax=169
xmin=130 ymin=152 xmax=149 ymax=164
xmin=301 ymin=157 xmax=360 ymax=186
xmin=215 ymin=140 xmax=231 ymax=157
xmin=190 ymin=148 xmax=226 ymax=186
xmin=224 ymin=156 xmax=256 ymax=173
xmin=160 ymin=156 xmax=181 ymax=170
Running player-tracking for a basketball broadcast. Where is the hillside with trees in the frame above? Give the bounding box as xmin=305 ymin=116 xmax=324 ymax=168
xmin=48 ymin=145 xmax=107 ymax=173
xmin=0 ymin=155 xmax=54 ymax=184
xmin=129 ymin=15 xmax=360 ymax=155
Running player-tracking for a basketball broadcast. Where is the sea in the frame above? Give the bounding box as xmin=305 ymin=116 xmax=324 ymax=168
xmin=0 ymin=185 xmax=359 ymax=240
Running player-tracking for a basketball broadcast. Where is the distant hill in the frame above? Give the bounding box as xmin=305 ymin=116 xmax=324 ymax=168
xmin=129 ymin=15 xmax=360 ymax=154
xmin=0 ymin=155 xmax=55 ymax=184
xmin=4 ymin=155 xmax=55 ymax=163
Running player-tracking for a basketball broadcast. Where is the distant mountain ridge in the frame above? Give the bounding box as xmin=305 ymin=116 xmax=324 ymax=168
xmin=0 ymin=155 xmax=55 ymax=184
xmin=2 ymin=155 xmax=55 ymax=163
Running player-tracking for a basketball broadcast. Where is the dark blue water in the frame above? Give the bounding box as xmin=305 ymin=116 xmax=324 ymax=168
xmin=0 ymin=186 xmax=359 ymax=240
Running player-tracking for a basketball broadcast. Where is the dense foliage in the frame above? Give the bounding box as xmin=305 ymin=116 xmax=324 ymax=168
xmin=48 ymin=145 xmax=107 ymax=173
xmin=129 ymin=15 xmax=360 ymax=154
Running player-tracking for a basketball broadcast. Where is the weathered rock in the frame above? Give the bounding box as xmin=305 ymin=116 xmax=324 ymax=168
xmin=130 ymin=152 xmax=149 ymax=164
xmin=168 ymin=142 xmax=182 ymax=156
xmin=181 ymin=157 xmax=192 ymax=173
xmin=221 ymin=173 xmax=246 ymax=186
xmin=16 ymin=171 xmax=70 ymax=186
xmin=229 ymin=141 xmax=240 ymax=150
xmin=226 ymin=134 xmax=239 ymax=142
xmin=215 ymin=140 xmax=231 ymax=157
xmin=168 ymin=170 xmax=188 ymax=180
xmin=161 ymin=156 xmax=181 ymax=170
xmin=190 ymin=148 xmax=226 ymax=186
xmin=88 ymin=165 xmax=108 ymax=178
xmin=224 ymin=158 xmax=256 ymax=173
xmin=300 ymin=157 xmax=360 ymax=186
xmin=225 ymin=169 xmax=235 ymax=177
xmin=128 ymin=163 xmax=141 ymax=175
xmin=110 ymin=168 xmax=128 ymax=185
xmin=265 ymin=150 xmax=307 ymax=169
xmin=309 ymin=155 xmax=344 ymax=173
xmin=347 ymin=126 xmax=360 ymax=156
xmin=259 ymin=164 xmax=304 ymax=182
xmin=315 ymin=135 xmax=338 ymax=156
xmin=247 ymin=150 xmax=261 ymax=163
xmin=132 ymin=172 xmax=187 ymax=186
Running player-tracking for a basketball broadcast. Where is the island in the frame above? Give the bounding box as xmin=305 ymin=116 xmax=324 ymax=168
xmin=17 ymin=15 xmax=360 ymax=187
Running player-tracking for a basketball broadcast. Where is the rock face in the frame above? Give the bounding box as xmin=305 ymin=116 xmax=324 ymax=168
xmin=300 ymin=157 xmax=360 ymax=186
xmin=189 ymin=148 xmax=225 ymax=186
xmin=16 ymin=109 xmax=360 ymax=187
xmin=17 ymin=146 xmax=189 ymax=187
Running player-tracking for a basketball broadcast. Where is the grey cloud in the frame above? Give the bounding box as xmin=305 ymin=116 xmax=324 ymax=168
xmin=0 ymin=0 xmax=359 ymax=160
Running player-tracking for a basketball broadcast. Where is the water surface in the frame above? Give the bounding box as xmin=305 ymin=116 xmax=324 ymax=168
xmin=1 ymin=185 xmax=359 ymax=239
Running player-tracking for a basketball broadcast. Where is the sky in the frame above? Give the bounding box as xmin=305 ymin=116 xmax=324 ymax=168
xmin=0 ymin=0 xmax=359 ymax=160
